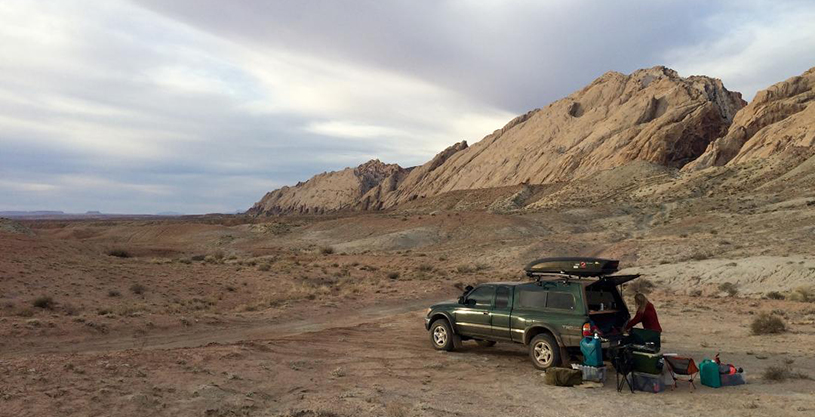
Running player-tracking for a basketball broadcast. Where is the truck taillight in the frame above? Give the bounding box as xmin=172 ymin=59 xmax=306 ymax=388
xmin=583 ymin=323 xmax=592 ymax=337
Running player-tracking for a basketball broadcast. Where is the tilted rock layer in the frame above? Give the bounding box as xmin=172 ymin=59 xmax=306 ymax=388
xmin=249 ymin=160 xmax=406 ymax=215
xmin=685 ymin=67 xmax=815 ymax=170
xmin=251 ymin=65 xmax=815 ymax=216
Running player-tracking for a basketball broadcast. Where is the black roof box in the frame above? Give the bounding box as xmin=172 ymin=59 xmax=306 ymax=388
xmin=524 ymin=257 xmax=620 ymax=277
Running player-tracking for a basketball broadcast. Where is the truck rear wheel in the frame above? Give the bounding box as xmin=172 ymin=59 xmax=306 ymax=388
xmin=529 ymin=334 xmax=560 ymax=370
xmin=429 ymin=319 xmax=455 ymax=351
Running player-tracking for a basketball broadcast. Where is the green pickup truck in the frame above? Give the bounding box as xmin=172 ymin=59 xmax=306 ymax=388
xmin=424 ymin=257 xmax=639 ymax=369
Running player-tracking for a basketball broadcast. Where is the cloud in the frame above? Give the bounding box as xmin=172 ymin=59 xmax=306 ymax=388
xmin=664 ymin=0 xmax=815 ymax=100
xmin=0 ymin=0 xmax=812 ymax=213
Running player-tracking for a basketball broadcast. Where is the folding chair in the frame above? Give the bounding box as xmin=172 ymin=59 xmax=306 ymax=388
xmin=664 ymin=355 xmax=699 ymax=391
xmin=610 ymin=344 xmax=635 ymax=393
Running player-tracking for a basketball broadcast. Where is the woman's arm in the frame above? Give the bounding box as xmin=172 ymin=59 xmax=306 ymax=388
xmin=626 ymin=310 xmax=643 ymax=330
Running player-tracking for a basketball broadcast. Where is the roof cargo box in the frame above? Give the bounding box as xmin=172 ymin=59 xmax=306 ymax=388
xmin=524 ymin=257 xmax=619 ymax=277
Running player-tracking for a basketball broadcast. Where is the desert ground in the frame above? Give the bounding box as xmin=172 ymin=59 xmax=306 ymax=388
xmin=2 ymin=194 xmax=815 ymax=416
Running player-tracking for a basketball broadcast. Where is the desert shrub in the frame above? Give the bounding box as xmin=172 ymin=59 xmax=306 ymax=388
xmin=130 ymin=283 xmax=146 ymax=295
xmin=258 ymin=263 xmax=271 ymax=271
xmin=190 ymin=254 xmax=206 ymax=261
xmin=456 ymin=265 xmax=475 ymax=274
xmin=766 ymin=291 xmax=785 ymax=300
xmin=475 ymin=263 xmax=489 ymax=271
xmin=16 ymin=308 xmax=34 ymax=317
xmin=438 ymin=255 xmax=448 ymax=261
xmin=62 ymin=303 xmax=79 ymax=316
xmin=626 ymin=279 xmax=655 ymax=295
xmin=416 ymin=264 xmax=433 ymax=272
xmin=788 ymin=286 xmax=814 ymax=303
xmin=763 ymin=365 xmax=788 ymax=382
xmin=211 ymin=250 xmax=225 ymax=260
xmin=108 ymin=289 xmax=121 ymax=297
xmin=320 ymin=246 xmax=335 ymax=255
xmin=107 ymin=248 xmax=131 ymax=258
xmin=387 ymin=271 xmax=400 ymax=280
xmin=750 ymin=313 xmax=786 ymax=335
xmin=763 ymin=364 xmax=812 ymax=382
xmin=178 ymin=258 xmax=192 ymax=265
xmin=690 ymin=252 xmax=710 ymax=261
xmin=718 ymin=282 xmax=739 ymax=297
xmin=33 ymin=296 xmax=54 ymax=309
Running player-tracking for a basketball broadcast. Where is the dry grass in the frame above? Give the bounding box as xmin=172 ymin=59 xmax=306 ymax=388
xmin=751 ymin=313 xmax=786 ymax=335
xmin=130 ymin=283 xmax=146 ymax=295
xmin=320 ymin=246 xmax=335 ymax=255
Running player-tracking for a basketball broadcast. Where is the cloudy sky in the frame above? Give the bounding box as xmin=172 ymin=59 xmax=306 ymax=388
xmin=1 ymin=0 xmax=814 ymax=214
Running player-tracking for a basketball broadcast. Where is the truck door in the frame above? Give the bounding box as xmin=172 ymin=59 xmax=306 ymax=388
xmin=455 ymin=285 xmax=495 ymax=337
xmin=490 ymin=285 xmax=513 ymax=340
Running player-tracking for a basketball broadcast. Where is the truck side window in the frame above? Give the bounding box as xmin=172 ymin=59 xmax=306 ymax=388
xmin=517 ymin=289 xmax=547 ymax=309
xmin=547 ymin=292 xmax=576 ymax=310
xmin=495 ymin=286 xmax=510 ymax=309
xmin=467 ymin=286 xmax=495 ymax=307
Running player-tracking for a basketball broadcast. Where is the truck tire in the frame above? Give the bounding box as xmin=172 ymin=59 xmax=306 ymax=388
xmin=529 ymin=333 xmax=560 ymax=370
xmin=475 ymin=340 xmax=496 ymax=347
xmin=429 ymin=319 xmax=455 ymax=351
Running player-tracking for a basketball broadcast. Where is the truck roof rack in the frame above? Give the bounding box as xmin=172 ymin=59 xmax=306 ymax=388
xmin=524 ymin=257 xmax=620 ymax=278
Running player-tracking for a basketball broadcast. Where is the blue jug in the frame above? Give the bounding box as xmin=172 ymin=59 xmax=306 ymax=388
xmin=580 ymin=335 xmax=603 ymax=367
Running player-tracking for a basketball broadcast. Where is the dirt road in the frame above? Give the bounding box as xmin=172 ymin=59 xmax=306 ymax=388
xmin=2 ymin=293 xmax=815 ymax=417
xmin=0 ymin=295 xmax=451 ymax=358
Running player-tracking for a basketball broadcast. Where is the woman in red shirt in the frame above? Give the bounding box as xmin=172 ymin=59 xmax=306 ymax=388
xmin=625 ymin=293 xmax=662 ymax=332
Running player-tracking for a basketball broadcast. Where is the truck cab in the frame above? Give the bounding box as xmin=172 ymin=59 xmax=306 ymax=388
xmin=425 ymin=257 xmax=638 ymax=369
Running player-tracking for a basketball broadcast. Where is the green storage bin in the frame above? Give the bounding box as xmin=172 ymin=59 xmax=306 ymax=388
xmin=632 ymin=351 xmax=664 ymax=374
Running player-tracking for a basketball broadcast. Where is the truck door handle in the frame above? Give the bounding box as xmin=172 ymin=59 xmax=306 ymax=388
xmin=483 ymin=311 xmax=489 ymax=315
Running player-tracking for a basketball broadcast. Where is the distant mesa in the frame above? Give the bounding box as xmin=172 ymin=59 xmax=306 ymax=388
xmin=156 ymin=211 xmax=184 ymax=216
xmin=86 ymin=210 xmax=102 ymax=215
xmin=249 ymin=65 xmax=815 ymax=216
xmin=0 ymin=210 xmax=65 ymax=217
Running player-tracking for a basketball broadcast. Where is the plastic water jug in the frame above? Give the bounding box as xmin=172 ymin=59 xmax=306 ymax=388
xmin=580 ymin=335 xmax=603 ymax=367
xmin=700 ymin=359 xmax=721 ymax=388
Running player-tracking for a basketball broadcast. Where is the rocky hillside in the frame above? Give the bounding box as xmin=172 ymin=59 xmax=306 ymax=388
xmin=250 ymin=66 xmax=815 ymax=216
xmin=249 ymin=160 xmax=405 ymax=215
xmin=685 ymin=67 xmax=815 ymax=170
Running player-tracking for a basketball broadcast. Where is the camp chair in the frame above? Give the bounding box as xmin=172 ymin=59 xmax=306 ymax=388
xmin=609 ymin=344 xmax=635 ymax=393
xmin=664 ymin=355 xmax=699 ymax=391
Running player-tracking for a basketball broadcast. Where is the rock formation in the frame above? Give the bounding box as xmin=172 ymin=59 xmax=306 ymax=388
xmin=248 ymin=159 xmax=405 ymax=215
xmin=685 ymin=67 xmax=815 ymax=171
xmin=250 ymin=66 xmax=755 ymax=215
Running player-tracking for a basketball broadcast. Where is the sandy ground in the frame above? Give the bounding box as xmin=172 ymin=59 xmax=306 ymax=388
xmin=1 ymin=199 xmax=814 ymax=416
xmin=1 ymin=291 xmax=814 ymax=417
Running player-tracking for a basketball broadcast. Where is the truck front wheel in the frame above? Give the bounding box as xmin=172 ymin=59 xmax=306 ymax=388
xmin=429 ymin=319 xmax=456 ymax=351
xmin=529 ymin=334 xmax=560 ymax=370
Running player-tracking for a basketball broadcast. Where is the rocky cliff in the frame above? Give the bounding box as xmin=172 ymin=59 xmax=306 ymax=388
xmin=685 ymin=67 xmax=815 ymax=171
xmin=248 ymin=160 xmax=406 ymax=215
xmin=250 ymin=66 xmax=756 ymax=215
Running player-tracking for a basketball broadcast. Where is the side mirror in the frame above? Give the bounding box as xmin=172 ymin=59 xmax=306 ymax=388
xmin=458 ymin=296 xmax=466 ymax=304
